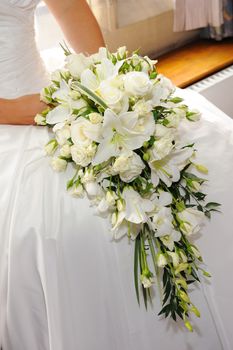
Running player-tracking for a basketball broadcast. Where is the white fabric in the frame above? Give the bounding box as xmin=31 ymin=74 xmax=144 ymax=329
xmin=0 ymin=1 xmax=233 ymax=349
xmin=174 ymin=0 xmax=223 ymax=31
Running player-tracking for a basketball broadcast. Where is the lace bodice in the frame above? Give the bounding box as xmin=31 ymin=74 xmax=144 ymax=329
xmin=0 ymin=0 xmax=49 ymax=98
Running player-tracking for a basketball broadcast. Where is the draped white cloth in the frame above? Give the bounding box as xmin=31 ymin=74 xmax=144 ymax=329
xmin=174 ymin=0 xmax=223 ymax=31
xmin=1 ymin=1 xmax=233 ymax=349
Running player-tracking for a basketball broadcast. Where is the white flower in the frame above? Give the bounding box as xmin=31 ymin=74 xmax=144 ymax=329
xmin=116 ymin=46 xmax=127 ymax=59
xmin=66 ymin=53 xmax=92 ymax=78
xmin=151 ymin=137 xmax=174 ymax=160
xmin=81 ymin=169 xmax=96 ymax=184
xmin=111 ymin=211 xmax=141 ymax=240
xmin=165 ymin=108 xmax=186 ymax=128
xmin=69 ymin=90 xmax=81 ymax=100
xmin=40 ymin=86 xmax=53 ymax=103
xmin=85 ymin=181 xmax=103 ymax=200
xmin=160 ymin=231 xmax=181 ymax=251
xmin=89 ymin=112 xmax=103 ymax=124
xmin=167 ymin=252 xmax=180 ymax=267
xmin=90 ymin=47 xmax=108 ymax=64
xmin=34 ymin=113 xmax=46 ymax=126
xmin=187 ymin=109 xmax=201 ymax=121
xmin=177 ymin=208 xmax=205 ymax=235
xmin=124 ymin=71 xmax=152 ymax=96
xmin=157 ymin=253 xmax=167 ymax=268
xmin=95 ymin=190 xmax=117 ymax=218
xmin=112 ymin=152 xmax=145 ymax=182
xmin=140 ymin=275 xmax=154 ymax=289
xmin=55 ymin=125 xmax=71 ymax=146
xmin=70 ymin=143 xmax=96 ymax=167
xmin=46 ymin=105 xmax=71 ymax=125
xmin=60 ymin=144 xmax=71 ymax=158
xmin=122 ymin=187 xmax=154 ymax=224
xmin=151 ymin=75 xmax=175 ymax=105
xmin=68 ymin=182 xmax=85 ymax=198
xmin=152 ymin=206 xmax=173 ymax=234
xmin=93 ymin=109 xmax=155 ymax=165
xmin=97 ymin=78 xmax=123 ymax=106
xmin=51 ymin=157 xmax=67 ymax=172
xmin=44 ymin=139 xmax=58 ymax=155
xmin=51 ymin=69 xmax=70 ymax=83
xmin=133 ymin=99 xmax=153 ymax=116
xmin=70 ymin=117 xmax=102 ymax=146
xmin=149 ymin=148 xmax=193 ymax=187
xmin=81 ymin=58 xmax=124 ymax=91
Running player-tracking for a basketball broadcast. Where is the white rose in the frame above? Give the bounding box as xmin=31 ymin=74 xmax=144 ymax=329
xmin=60 ymin=144 xmax=71 ymax=158
xmin=98 ymin=80 xmax=123 ymax=106
xmin=55 ymin=125 xmax=71 ymax=146
xmin=124 ymin=71 xmax=152 ymax=96
xmin=71 ymin=143 xmax=96 ymax=167
xmin=71 ymin=117 xmax=101 ymax=146
xmin=133 ymin=99 xmax=153 ymax=116
xmin=34 ymin=113 xmax=46 ymax=126
xmin=44 ymin=139 xmax=58 ymax=155
xmin=65 ymin=53 xmax=92 ymax=78
xmin=89 ymin=112 xmax=103 ymax=124
xmin=51 ymin=157 xmax=67 ymax=172
xmin=112 ymin=152 xmax=145 ymax=183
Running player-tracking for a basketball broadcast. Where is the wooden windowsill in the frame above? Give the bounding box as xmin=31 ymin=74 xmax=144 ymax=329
xmin=156 ymin=38 xmax=233 ymax=87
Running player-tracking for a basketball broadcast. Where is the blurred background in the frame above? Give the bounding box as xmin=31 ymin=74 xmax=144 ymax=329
xmin=36 ymin=0 xmax=199 ymax=57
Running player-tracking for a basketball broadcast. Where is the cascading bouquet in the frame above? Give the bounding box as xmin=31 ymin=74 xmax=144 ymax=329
xmin=35 ymin=45 xmax=220 ymax=331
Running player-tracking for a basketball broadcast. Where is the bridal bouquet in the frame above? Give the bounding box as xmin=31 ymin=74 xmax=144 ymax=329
xmin=35 ymin=45 xmax=220 ymax=331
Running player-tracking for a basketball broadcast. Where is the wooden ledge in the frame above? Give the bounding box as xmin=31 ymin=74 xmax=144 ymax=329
xmin=156 ymin=38 xmax=233 ymax=87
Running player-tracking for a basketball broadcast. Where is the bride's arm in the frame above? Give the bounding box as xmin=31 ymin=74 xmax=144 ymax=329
xmin=1 ymin=0 xmax=104 ymax=125
xmin=0 ymin=95 xmax=47 ymax=125
xmin=44 ymin=0 xmax=105 ymax=54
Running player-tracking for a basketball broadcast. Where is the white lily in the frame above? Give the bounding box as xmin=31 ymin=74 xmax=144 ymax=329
xmin=122 ymin=187 xmax=154 ymax=224
xmin=149 ymin=148 xmax=193 ymax=187
xmin=93 ymin=109 xmax=155 ymax=165
xmin=160 ymin=230 xmax=181 ymax=251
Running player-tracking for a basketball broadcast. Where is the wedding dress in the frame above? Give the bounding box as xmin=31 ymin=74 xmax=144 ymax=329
xmin=1 ymin=1 xmax=233 ymax=349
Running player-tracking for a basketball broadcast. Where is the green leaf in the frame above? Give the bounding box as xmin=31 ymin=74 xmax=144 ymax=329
xmin=169 ymin=96 xmax=184 ymax=103
xmin=134 ymin=237 xmax=140 ymax=305
xmin=205 ymin=202 xmax=221 ymax=210
xmin=72 ymin=81 xmax=108 ymax=110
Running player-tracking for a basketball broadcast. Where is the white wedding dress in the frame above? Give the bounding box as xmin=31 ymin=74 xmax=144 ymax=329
xmin=1 ymin=1 xmax=233 ymax=349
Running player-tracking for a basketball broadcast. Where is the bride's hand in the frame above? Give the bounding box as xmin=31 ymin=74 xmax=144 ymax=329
xmin=0 ymin=94 xmax=47 ymax=125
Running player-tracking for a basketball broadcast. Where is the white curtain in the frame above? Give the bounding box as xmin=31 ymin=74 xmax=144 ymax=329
xmin=174 ymin=0 xmax=223 ymax=31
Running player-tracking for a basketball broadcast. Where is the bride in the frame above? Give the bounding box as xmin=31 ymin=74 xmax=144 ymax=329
xmin=0 ymin=1 xmax=233 ymax=349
